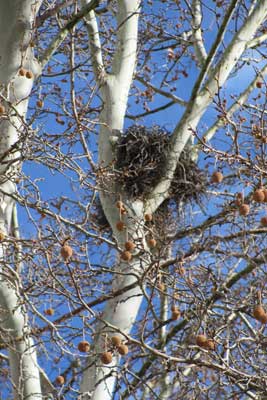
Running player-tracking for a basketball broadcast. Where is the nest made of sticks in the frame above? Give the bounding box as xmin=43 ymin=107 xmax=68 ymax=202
xmin=115 ymin=125 xmax=207 ymax=204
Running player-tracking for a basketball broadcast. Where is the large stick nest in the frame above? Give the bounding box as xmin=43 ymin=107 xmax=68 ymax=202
xmin=115 ymin=125 xmax=207 ymax=204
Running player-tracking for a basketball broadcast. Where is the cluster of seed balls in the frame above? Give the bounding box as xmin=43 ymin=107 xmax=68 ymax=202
xmin=211 ymin=171 xmax=267 ymax=223
xmin=55 ymin=336 xmax=129 ymax=386
xmin=115 ymin=201 xmax=157 ymax=262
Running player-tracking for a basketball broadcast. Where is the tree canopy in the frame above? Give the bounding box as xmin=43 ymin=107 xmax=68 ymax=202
xmin=1 ymin=1 xmax=267 ymax=399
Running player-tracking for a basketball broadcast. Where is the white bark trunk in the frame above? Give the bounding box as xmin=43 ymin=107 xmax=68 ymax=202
xmin=80 ymin=1 xmax=142 ymax=399
xmin=0 ymin=1 xmax=42 ymax=398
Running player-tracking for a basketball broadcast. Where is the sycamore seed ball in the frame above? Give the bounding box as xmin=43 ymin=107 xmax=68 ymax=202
xmin=78 ymin=341 xmax=90 ymax=353
xmin=124 ymin=241 xmax=136 ymax=251
xmin=205 ymin=339 xmax=215 ymax=351
xmin=196 ymin=334 xmax=207 ymax=347
xmin=239 ymin=204 xmax=250 ymax=216
xmin=56 ymin=375 xmax=65 ymax=385
xmin=18 ymin=68 xmax=26 ymax=76
xmin=117 ymin=344 xmax=129 ymax=356
xmin=101 ymin=351 xmax=113 ymax=364
xmin=36 ymin=100 xmax=43 ymax=108
xmin=116 ymin=221 xmax=125 ymax=231
xmin=121 ymin=251 xmax=132 ymax=262
xmin=148 ymin=238 xmax=157 ymax=248
xmin=61 ymin=245 xmax=73 ymax=260
xmin=0 ymin=105 xmax=5 ymax=114
xmin=253 ymin=189 xmax=265 ymax=203
xmin=44 ymin=308 xmax=54 ymax=316
xmin=144 ymin=213 xmax=153 ymax=222
xmin=26 ymin=70 xmax=34 ymax=79
xmin=111 ymin=336 xmax=122 ymax=347
xmin=211 ymin=171 xmax=223 ymax=184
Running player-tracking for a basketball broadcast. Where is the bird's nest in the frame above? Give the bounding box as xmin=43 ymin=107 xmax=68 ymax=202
xmin=95 ymin=125 xmax=207 ymax=235
xmin=115 ymin=125 xmax=207 ymax=204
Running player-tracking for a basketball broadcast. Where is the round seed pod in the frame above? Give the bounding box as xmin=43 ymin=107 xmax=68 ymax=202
xmin=211 ymin=171 xmax=223 ymax=184
xmin=36 ymin=100 xmax=43 ymax=108
xmin=101 ymin=351 xmax=113 ymax=364
xmin=121 ymin=251 xmax=132 ymax=262
xmin=26 ymin=70 xmax=34 ymax=79
xmin=0 ymin=105 xmax=5 ymax=114
xmin=253 ymin=189 xmax=265 ymax=203
xmin=111 ymin=336 xmax=122 ymax=347
xmin=171 ymin=310 xmax=180 ymax=320
xmin=239 ymin=204 xmax=250 ymax=216
xmin=18 ymin=68 xmax=26 ymax=76
xmin=144 ymin=213 xmax=153 ymax=222
xmin=124 ymin=241 xmax=136 ymax=251
xmin=256 ymin=81 xmax=263 ymax=88
xmin=263 ymin=189 xmax=267 ymax=202
xmin=147 ymin=238 xmax=157 ymax=248
xmin=205 ymin=339 xmax=215 ymax=351
xmin=253 ymin=305 xmax=267 ymax=323
xmin=116 ymin=221 xmax=125 ymax=231
xmin=44 ymin=308 xmax=54 ymax=316
xmin=61 ymin=245 xmax=73 ymax=260
xmin=261 ymin=216 xmax=267 ymax=227
xmin=116 ymin=201 xmax=124 ymax=209
xmin=56 ymin=375 xmax=65 ymax=385
xmin=117 ymin=344 xmax=129 ymax=356
xmin=171 ymin=304 xmax=178 ymax=312
xmin=196 ymin=334 xmax=207 ymax=348
xmin=78 ymin=340 xmax=90 ymax=353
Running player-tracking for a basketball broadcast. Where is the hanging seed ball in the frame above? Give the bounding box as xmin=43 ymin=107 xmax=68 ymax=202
xmin=171 ymin=304 xmax=178 ymax=312
xmin=56 ymin=375 xmax=65 ymax=385
xmin=101 ymin=351 xmax=113 ymax=365
xmin=171 ymin=310 xmax=180 ymax=321
xmin=36 ymin=100 xmax=43 ymax=108
xmin=263 ymin=189 xmax=267 ymax=202
xmin=44 ymin=308 xmax=54 ymax=316
xmin=121 ymin=250 xmax=132 ymax=262
xmin=124 ymin=241 xmax=136 ymax=252
xmin=61 ymin=245 xmax=73 ymax=260
xmin=0 ymin=105 xmax=5 ymax=114
xmin=147 ymin=238 xmax=157 ymax=248
xmin=144 ymin=213 xmax=153 ymax=222
xmin=26 ymin=70 xmax=34 ymax=79
xmin=205 ymin=339 xmax=215 ymax=351
xmin=253 ymin=305 xmax=267 ymax=323
xmin=211 ymin=171 xmax=223 ymax=184
xmin=256 ymin=81 xmax=263 ymax=88
xmin=239 ymin=204 xmax=250 ymax=216
xmin=18 ymin=68 xmax=26 ymax=76
xmin=117 ymin=344 xmax=129 ymax=356
xmin=116 ymin=221 xmax=125 ymax=231
xmin=261 ymin=216 xmax=267 ymax=227
xmin=253 ymin=189 xmax=265 ymax=203
xmin=78 ymin=341 xmax=90 ymax=353
xmin=111 ymin=336 xmax=122 ymax=347
xmin=196 ymin=334 xmax=207 ymax=347
xmin=116 ymin=201 xmax=124 ymax=209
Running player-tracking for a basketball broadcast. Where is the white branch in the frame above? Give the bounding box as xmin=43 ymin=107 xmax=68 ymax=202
xmin=191 ymin=0 xmax=207 ymax=66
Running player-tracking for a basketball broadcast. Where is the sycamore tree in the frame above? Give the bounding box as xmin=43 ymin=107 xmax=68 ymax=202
xmin=1 ymin=0 xmax=267 ymax=399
